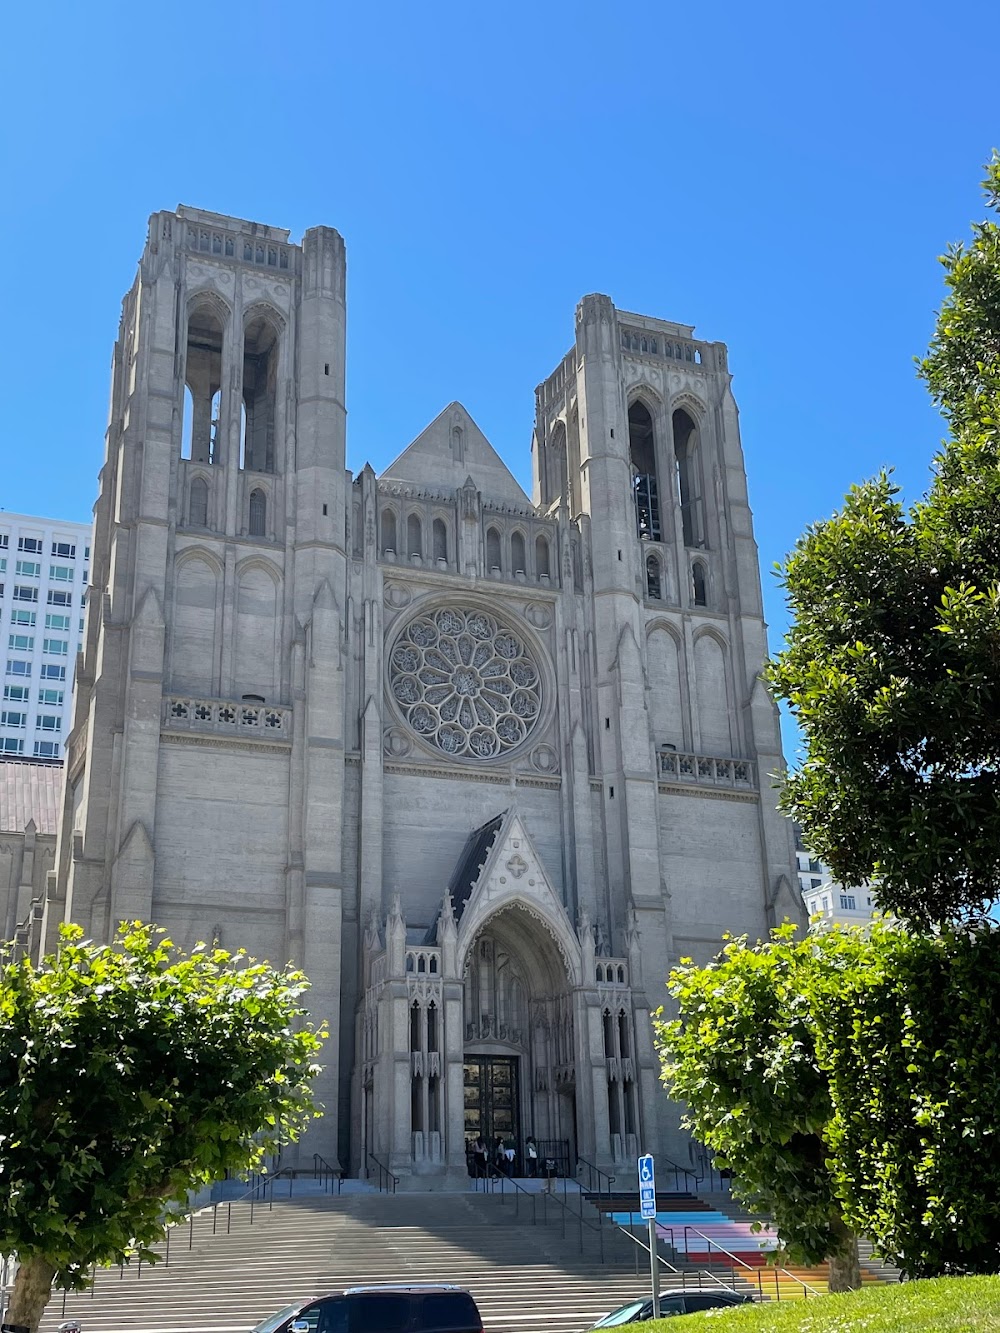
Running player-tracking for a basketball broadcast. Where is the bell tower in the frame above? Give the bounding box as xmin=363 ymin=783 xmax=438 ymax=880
xmin=49 ymin=207 xmax=349 ymax=1164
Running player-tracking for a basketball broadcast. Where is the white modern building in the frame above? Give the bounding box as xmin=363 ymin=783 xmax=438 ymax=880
xmin=794 ymin=827 xmax=875 ymax=928
xmin=0 ymin=513 xmax=90 ymax=761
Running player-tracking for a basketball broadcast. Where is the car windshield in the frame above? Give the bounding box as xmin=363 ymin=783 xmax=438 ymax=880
xmin=251 ymin=1305 xmax=300 ymax=1333
xmin=592 ymin=1301 xmax=648 ymax=1328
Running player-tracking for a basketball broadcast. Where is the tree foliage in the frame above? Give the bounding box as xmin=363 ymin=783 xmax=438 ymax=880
xmin=0 ymin=924 xmax=326 ymax=1331
xmin=765 ymin=154 xmax=1000 ymax=929
xmin=656 ymin=921 xmax=1000 ymax=1285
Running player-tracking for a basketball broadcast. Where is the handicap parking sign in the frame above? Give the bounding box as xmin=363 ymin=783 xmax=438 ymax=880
xmin=638 ymin=1154 xmax=656 ymax=1219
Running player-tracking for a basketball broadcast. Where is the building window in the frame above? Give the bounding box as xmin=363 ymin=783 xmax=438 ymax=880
xmin=432 ymin=517 xmax=448 ymax=563
xmin=49 ymin=564 xmax=74 ymax=582
xmin=45 ymin=613 xmax=70 ymax=631
xmin=189 ymin=476 xmax=209 ymax=527
xmin=692 ymin=561 xmax=708 ymax=607
xmin=0 ymin=558 xmax=5 ymax=572
xmin=1 ymin=710 xmax=26 ymax=729
xmin=51 ymin=541 xmax=76 ymax=559
xmin=11 ymin=610 xmax=36 ymax=627
xmin=381 ymin=508 xmax=397 ymax=555
xmin=38 ymin=688 xmax=64 ymax=706
xmin=486 ymin=527 xmax=502 ymax=572
xmin=241 ymin=314 xmax=280 ymax=473
xmin=535 ymin=535 xmax=550 ymax=579
xmin=43 ymin=638 xmax=69 ymax=656
xmin=5 ymin=661 xmax=31 ymax=678
xmin=8 ymin=635 xmax=34 ymax=652
xmin=36 ymin=714 xmax=61 ymax=732
xmin=629 ymin=401 xmax=660 ymax=542
xmin=41 ymin=664 xmax=66 ymax=681
xmin=511 ymin=531 xmax=526 ymax=575
xmin=33 ymin=740 xmax=60 ymax=759
xmin=248 ymin=488 xmax=267 ymax=537
xmin=645 ymin=554 xmax=662 ymax=600
xmin=1 ymin=738 xmax=24 ymax=754
xmin=673 ymin=408 xmax=704 ymax=547
xmin=15 ymin=560 xmax=40 ymax=577
xmin=0 ymin=534 xmax=7 ymax=549
xmin=407 ymin=513 xmax=422 ymax=559
xmin=3 ymin=685 xmax=28 ymax=703
xmin=47 ymin=590 xmax=72 ymax=607
xmin=13 ymin=586 xmax=38 ymax=603
xmin=840 ymin=894 xmax=857 ymax=911
xmin=822 ymin=896 xmax=830 ymax=912
xmin=810 ymin=877 xmax=823 ymax=890
xmin=17 ymin=537 xmax=42 ymax=554
xmin=183 ymin=302 xmax=225 ymax=466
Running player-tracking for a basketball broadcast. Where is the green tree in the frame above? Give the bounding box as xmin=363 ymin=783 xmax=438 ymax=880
xmin=765 ymin=153 xmax=1000 ymax=929
xmin=656 ymin=920 xmax=1000 ymax=1286
xmin=0 ymin=924 xmax=326 ymax=1333
xmin=657 ymin=926 xmax=862 ymax=1293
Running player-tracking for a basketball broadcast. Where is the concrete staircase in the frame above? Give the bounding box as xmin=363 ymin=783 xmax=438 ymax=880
xmin=39 ymin=1187 xmax=749 ymax=1333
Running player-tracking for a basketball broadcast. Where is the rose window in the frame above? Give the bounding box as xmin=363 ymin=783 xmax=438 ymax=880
xmin=389 ymin=607 xmax=542 ymax=759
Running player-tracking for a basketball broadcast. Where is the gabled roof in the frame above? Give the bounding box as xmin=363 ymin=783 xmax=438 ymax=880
xmin=0 ymin=760 xmax=62 ymax=835
xmin=447 ymin=813 xmax=506 ymax=923
xmin=380 ymin=402 xmax=530 ymax=506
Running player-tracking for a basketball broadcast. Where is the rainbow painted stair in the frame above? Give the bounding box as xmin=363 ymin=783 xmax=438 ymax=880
xmin=592 ymin=1193 xmax=892 ymax=1300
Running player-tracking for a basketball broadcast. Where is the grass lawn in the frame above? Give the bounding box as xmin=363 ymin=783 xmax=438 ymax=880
xmin=627 ymin=1275 xmax=1000 ymax=1330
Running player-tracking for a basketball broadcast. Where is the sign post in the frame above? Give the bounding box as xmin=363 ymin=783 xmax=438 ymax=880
xmin=638 ymin=1153 xmax=659 ymax=1319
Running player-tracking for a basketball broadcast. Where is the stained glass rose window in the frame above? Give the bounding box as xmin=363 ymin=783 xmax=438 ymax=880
xmin=389 ymin=607 xmax=542 ymax=759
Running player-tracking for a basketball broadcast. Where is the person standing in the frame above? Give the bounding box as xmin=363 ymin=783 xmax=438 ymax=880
xmin=525 ymin=1135 xmax=539 ymax=1178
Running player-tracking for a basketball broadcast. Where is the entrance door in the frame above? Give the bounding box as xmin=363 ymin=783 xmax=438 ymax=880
xmin=464 ymin=1056 xmax=520 ymax=1156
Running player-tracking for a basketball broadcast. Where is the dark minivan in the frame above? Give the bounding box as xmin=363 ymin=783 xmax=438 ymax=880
xmin=252 ymin=1285 xmax=484 ymax=1333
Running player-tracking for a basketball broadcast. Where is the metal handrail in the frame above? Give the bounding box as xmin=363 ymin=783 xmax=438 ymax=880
xmin=366 ymin=1151 xmax=399 ymax=1194
xmin=614 ymin=1222 xmax=745 ymax=1294
xmin=682 ymin=1224 xmax=821 ymax=1299
xmin=313 ymin=1153 xmax=343 ymax=1194
xmin=577 ymin=1155 xmax=616 ymax=1198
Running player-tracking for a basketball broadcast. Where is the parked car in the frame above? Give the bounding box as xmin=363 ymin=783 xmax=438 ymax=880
xmin=590 ymin=1291 xmax=754 ymax=1325
xmin=252 ymin=1285 xmax=484 ymax=1333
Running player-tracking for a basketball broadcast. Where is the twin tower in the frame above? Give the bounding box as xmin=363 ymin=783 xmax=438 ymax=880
xmin=47 ymin=206 xmax=800 ymax=1180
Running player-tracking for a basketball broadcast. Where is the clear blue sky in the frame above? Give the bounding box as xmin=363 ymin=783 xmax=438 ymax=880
xmin=2 ymin=0 xmax=997 ymax=760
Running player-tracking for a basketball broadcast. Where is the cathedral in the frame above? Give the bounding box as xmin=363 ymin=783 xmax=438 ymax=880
xmin=44 ymin=206 xmax=803 ymax=1185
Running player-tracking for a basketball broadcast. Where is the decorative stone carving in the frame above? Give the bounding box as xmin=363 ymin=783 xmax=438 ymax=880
xmin=388 ymin=606 xmax=542 ymax=761
xmin=383 ymin=727 xmax=412 ymax=758
xmin=383 ymin=583 xmax=412 ymax=609
xmin=529 ymin=743 xmax=558 ymax=774
xmin=524 ymin=602 xmax=552 ymax=630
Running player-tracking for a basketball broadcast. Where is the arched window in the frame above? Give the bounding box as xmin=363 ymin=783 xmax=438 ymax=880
xmin=407 ymin=513 xmax=422 ymax=559
xmin=410 ymin=1002 xmax=421 ymax=1053
xmin=548 ymin=422 xmax=568 ymax=506
xmin=645 ymin=554 xmax=661 ymax=600
xmin=427 ymin=1000 xmax=438 ymax=1050
xmin=603 ymin=1009 xmax=615 ymax=1058
xmin=209 ymin=388 xmax=221 ymax=464
xmin=432 ymin=518 xmax=448 ymax=563
xmin=511 ymin=531 xmax=526 ymax=575
xmin=673 ymin=408 xmax=703 ymax=547
xmin=183 ymin=302 xmax=224 ymax=464
xmin=618 ymin=1012 xmax=630 ymax=1058
xmin=189 ymin=477 xmax=209 ymax=528
xmin=629 ymin=401 xmax=660 ymax=542
xmin=242 ymin=314 xmax=279 ymax=473
xmin=249 ymin=488 xmax=266 ymax=537
xmin=486 ymin=527 xmax=502 ymax=572
xmin=381 ymin=508 xmax=397 ymax=555
xmin=692 ymin=561 xmax=708 ymax=607
xmin=535 ymin=534 xmax=551 ymax=579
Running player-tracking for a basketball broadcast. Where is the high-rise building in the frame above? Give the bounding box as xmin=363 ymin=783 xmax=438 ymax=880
xmin=794 ymin=829 xmax=875 ymax=928
xmin=0 ymin=512 xmax=90 ymax=762
xmin=42 ymin=206 xmax=803 ymax=1182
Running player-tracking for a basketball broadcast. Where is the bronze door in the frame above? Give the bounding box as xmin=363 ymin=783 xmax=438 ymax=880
xmin=464 ymin=1056 xmax=520 ymax=1152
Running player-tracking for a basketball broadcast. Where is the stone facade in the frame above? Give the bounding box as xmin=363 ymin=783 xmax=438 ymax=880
xmin=48 ymin=206 xmax=803 ymax=1184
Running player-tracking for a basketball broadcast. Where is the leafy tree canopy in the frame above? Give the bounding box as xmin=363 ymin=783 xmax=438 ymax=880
xmin=657 ymin=920 xmax=1000 ymax=1288
xmin=0 ymin=924 xmax=326 ymax=1332
xmin=766 ymin=154 xmax=1000 ymax=929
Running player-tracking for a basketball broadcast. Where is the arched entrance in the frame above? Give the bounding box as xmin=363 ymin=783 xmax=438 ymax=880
xmin=462 ymin=903 xmax=577 ymax=1175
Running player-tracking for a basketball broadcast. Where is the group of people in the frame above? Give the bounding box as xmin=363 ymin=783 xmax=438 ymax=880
xmin=468 ymin=1133 xmax=551 ymax=1179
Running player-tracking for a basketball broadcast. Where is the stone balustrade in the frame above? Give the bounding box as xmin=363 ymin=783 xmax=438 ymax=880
xmin=658 ymin=750 xmax=756 ymax=789
xmin=161 ymin=695 xmax=292 ymax=740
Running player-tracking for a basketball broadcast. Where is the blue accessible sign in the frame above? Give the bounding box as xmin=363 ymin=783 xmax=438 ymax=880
xmin=638 ymin=1153 xmax=656 ymax=1220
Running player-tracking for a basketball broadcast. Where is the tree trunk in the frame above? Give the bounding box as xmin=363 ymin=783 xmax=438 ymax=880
xmin=5 ymin=1255 xmax=57 ymax=1333
xmin=828 ymin=1216 xmax=862 ymax=1292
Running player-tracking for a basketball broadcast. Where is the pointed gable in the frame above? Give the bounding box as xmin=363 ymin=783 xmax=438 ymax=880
xmin=381 ymin=402 xmax=529 ymax=505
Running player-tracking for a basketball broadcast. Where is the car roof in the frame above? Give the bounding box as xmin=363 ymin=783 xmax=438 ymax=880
xmin=326 ymin=1286 xmax=472 ymax=1296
